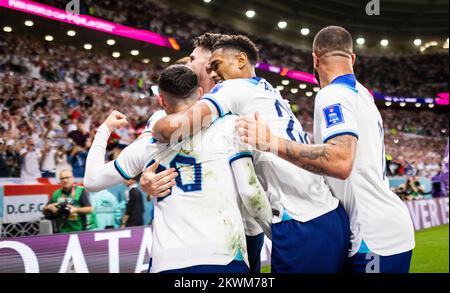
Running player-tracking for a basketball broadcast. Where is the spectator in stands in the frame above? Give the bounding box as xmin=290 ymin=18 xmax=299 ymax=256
xmin=19 ymin=138 xmax=42 ymax=179
xmin=40 ymin=140 xmax=57 ymax=178
xmin=121 ymin=176 xmax=145 ymax=228
xmin=68 ymin=145 xmax=88 ymax=178
xmin=42 ymin=169 xmax=93 ymax=233
xmin=395 ymin=176 xmax=426 ymax=201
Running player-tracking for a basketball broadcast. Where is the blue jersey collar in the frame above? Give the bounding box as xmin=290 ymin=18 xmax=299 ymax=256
xmin=330 ymin=74 xmax=356 ymax=87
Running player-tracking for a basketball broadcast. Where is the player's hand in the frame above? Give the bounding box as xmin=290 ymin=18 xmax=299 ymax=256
xmin=140 ymin=160 xmax=178 ymax=198
xmin=236 ymin=112 xmax=278 ymax=152
xmin=103 ymin=111 xmax=129 ymax=132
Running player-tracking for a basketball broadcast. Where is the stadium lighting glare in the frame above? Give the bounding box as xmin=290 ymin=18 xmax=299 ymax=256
xmin=281 ymin=80 xmax=290 ymax=86
xmin=84 ymin=43 xmax=92 ymax=50
xmin=414 ymin=39 xmax=422 ymax=46
xmin=44 ymin=35 xmax=54 ymax=42
xmin=3 ymin=26 xmax=12 ymax=33
xmin=278 ymin=21 xmax=288 ymax=29
xmin=444 ymin=38 xmax=449 ymax=49
xmin=112 ymin=52 xmax=121 ymax=58
xmin=24 ymin=20 xmax=34 ymax=27
xmin=313 ymin=87 xmax=320 ymax=92
xmin=356 ymin=37 xmax=365 ymax=45
xmin=246 ymin=10 xmax=256 ymax=18
xmin=203 ymin=0 xmax=212 ymax=3
xmin=381 ymin=39 xmax=389 ymax=47
xmin=162 ymin=56 xmax=171 ymax=63
xmin=277 ymin=85 xmax=284 ymax=91
xmin=131 ymin=50 xmax=140 ymax=56
xmin=428 ymin=103 xmax=435 ymax=108
xmin=441 ymin=129 xmax=447 ymax=134
xmin=107 ymin=39 xmax=116 ymax=46
xmin=142 ymin=58 xmax=150 ymax=64
xmin=67 ymin=30 xmax=76 ymax=37
xmin=385 ymin=102 xmax=392 ymax=107
xmin=306 ymin=91 xmax=313 ymax=97
xmin=415 ymin=103 xmax=421 ymax=108
xmin=399 ymin=102 xmax=406 ymax=107
xmin=300 ymin=28 xmax=310 ymax=36
xmin=291 ymin=88 xmax=298 ymax=94
xmin=299 ymin=84 xmax=307 ymax=89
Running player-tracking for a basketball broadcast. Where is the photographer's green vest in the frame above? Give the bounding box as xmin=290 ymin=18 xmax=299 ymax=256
xmin=51 ymin=185 xmax=97 ymax=233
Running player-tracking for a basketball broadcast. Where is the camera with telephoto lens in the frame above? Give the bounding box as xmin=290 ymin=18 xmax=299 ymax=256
xmin=57 ymin=201 xmax=71 ymax=220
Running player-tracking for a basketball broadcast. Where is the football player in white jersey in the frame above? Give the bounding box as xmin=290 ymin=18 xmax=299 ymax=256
xmin=236 ymin=26 xmax=415 ymax=273
xmin=151 ymin=35 xmax=350 ymax=273
xmin=141 ymin=33 xmax=221 ymax=136
xmin=138 ymin=33 xmax=267 ymax=273
xmin=84 ymin=65 xmax=272 ymax=273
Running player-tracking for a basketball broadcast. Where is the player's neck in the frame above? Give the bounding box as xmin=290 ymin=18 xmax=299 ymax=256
xmin=319 ymin=67 xmax=354 ymax=88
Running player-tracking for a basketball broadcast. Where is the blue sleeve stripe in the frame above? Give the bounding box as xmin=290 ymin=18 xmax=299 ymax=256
xmin=114 ymin=160 xmax=133 ymax=180
xmin=229 ymin=152 xmax=254 ymax=165
xmin=323 ymin=130 xmax=359 ymax=143
xmin=203 ymin=96 xmax=225 ymax=118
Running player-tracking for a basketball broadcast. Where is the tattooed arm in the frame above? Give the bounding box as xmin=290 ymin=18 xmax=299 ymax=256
xmin=277 ymin=135 xmax=357 ymax=179
xmin=236 ymin=113 xmax=358 ymax=180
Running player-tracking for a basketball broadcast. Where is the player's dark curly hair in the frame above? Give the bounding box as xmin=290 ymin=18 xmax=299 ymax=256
xmin=193 ymin=33 xmax=225 ymax=51
xmin=158 ymin=65 xmax=198 ymax=99
xmin=212 ymin=35 xmax=259 ymax=65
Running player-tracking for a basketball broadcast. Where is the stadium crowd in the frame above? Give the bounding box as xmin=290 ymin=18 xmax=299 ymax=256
xmin=0 ymin=32 xmax=448 ymax=201
xmin=36 ymin=0 xmax=449 ymax=98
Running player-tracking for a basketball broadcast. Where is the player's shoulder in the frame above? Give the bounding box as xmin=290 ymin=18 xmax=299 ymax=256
xmin=123 ymin=135 xmax=160 ymax=155
xmin=316 ymin=82 xmax=357 ymax=105
xmin=211 ymin=113 xmax=239 ymax=129
xmin=212 ymin=78 xmax=260 ymax=92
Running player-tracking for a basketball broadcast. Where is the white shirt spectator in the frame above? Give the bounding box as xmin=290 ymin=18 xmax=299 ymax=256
xmin=20 ymin=148 xmax=42 ymax=179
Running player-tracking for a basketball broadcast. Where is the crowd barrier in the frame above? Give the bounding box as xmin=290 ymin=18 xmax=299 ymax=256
xmin=0 ymin=179 xmax=154 ymax=237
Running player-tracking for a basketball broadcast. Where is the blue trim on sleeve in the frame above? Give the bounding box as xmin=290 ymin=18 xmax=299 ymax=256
xmin=114 ymin=160 xmax=132 ymax=180
xmin=203 ymin=96 xmax=225 ymax=118
xmin=229 ymin=152 xmax=254 ymax=165
xmin=323 ymin=130 xmax=359 ymax=143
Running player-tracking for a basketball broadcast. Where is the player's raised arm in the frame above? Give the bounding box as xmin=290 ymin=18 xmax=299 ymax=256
xmin=230 ymin=153 xmax=273 ymax=239
xmin=84 ymin=111 xmax=129 ymax=191
xmin=237 ymin=113 xmax=357 ymax=180
xmin=151 ymin=100 xmax=218 ymax=143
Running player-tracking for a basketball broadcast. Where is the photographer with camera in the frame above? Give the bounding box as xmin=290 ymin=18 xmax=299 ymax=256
xmin=43 ymin=169 xmax=93 ymax=233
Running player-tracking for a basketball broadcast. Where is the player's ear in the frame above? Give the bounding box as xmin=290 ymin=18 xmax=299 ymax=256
xmin=197 ymin=87 xmax=204 ymax=100
xmin=157 ymin=94 xmax=166 ymax=109
xmin=312 ymin=52 xmax=319 ymax=68
xmin=351 ymin=53 xmax=356 ymax=66
xmin=237 ymin=52 xmax=247 ymax=69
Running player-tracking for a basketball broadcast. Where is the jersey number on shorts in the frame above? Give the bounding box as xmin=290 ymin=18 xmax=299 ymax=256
xmin=275 ymin=100 xmax=310 ymax=144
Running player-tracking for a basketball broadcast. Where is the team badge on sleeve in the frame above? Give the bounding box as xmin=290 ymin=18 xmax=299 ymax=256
xmin=323 ymin=104 xmax=345 ymax=128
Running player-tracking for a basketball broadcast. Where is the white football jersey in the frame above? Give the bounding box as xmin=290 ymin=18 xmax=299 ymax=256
xmin=313 ymin=74 xmax=415 ymax=257
xmin=203 ymin=78 xmax=339 ymax=223
xmin=143 ymin=109 xmax=167 ymax=134
xmin=115 ymin=115 xmax=249 ymax=272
